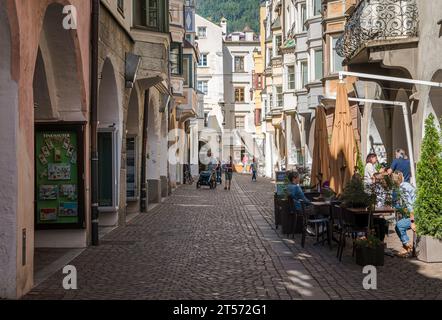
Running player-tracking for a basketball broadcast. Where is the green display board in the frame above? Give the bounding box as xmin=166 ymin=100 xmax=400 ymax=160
xmin=35 ymin=125 xmax=84 ymax=228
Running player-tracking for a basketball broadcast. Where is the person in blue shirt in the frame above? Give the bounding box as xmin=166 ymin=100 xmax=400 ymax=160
xmin=287 ymin=172 xmax=311 ymax=210
xmin=392 ymin=172 xmax=416 ymax=257
xmin=388 ymin=149 xmax=411 ymax=183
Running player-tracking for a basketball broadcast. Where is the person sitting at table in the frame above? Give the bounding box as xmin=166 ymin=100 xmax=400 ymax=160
xmin=388 ymin=149 xmax=412 ymax=183
xmin=364 ymin=153 xmax=379 ymax=185
xmin=371 ymin=172 xmax=390 ymax=241
xmin=287 ymin=172 xmax=311 ymax=210
xmin=392 ymin=172 xmax=416 ymax=257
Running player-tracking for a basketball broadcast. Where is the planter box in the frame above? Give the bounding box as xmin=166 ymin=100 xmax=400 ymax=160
xmin=416 ymin=235 xmax=442 ymax=263
xmin=355 ymin=245 xmax=384 ymax=266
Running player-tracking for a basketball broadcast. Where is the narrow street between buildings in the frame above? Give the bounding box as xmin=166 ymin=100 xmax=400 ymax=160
xmin=25 ymin=175 xmax=442 ymax=300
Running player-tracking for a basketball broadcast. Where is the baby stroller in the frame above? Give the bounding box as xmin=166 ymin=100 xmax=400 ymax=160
xmin=196 ymin=170 xmax=217 ymax=189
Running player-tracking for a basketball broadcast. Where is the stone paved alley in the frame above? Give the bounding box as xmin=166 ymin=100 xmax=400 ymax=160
xmin=25 ymin=175 xmax=442 ymax=300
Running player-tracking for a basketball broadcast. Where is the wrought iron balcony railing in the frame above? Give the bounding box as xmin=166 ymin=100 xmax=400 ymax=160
xmin=336 ymin=0 xmax=419 ymax=60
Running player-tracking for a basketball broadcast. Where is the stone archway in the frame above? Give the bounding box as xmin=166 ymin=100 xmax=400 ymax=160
xmin=0 ymin=0 xmax=19 ymax=299
xmin=33 ymin=2 xmax=87 ymax=251
xmin=126 ymin=86 xmax=141 ymax=214
xmin=97 ymin=57 xmax=121 ymax=226
xmin=36 ymin=3 xmax=84 ymax=121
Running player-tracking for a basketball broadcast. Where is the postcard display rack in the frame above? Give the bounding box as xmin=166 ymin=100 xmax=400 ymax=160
xmin=35 ymin=124 xmax=85 ymax=229
xmin=275 ymin=171 xmax=287 ymax=196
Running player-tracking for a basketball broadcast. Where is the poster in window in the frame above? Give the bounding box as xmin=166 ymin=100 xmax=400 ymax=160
xmin=35 ymin=128 xmax=82 ymax=227
xmin=59 ymin=202 xmax=78 ymax=217
xmin=39 ymin=185 xmax=59 ymax=200
xmin=40 ymin=208 xmax=58 ymax=221
xmin=48 ymin=163 xmax=71 ymax=181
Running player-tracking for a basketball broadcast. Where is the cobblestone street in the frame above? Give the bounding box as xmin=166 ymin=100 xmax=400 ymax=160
xmin=25 ymin=175 xmax=442 ymax=300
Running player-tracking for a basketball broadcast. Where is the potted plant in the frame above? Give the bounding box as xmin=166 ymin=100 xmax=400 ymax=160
xmin=322 ymin=187 xmax=336 ymax=202
xmin=340 ymin=176 xmax=376 ymax=209
xmin=414 ymin=114 xmax=442 ymax=262
xmin=354 ymin=234 xmax=384 ymax=266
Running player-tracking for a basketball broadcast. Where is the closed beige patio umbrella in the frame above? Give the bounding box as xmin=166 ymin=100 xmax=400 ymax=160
xmin=311 ymin=106 xmax=331 ymax=188
xmin=329 ymin=82 xmax=357 ymax=195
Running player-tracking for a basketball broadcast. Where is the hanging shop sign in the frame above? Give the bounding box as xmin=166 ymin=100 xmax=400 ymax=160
xmin=35 ymin=124 xmax=85 ymax=229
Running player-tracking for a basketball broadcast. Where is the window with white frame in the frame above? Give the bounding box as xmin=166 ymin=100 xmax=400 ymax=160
xmin=313 ymin=48 xmax=323 ymax=81
xmin=197 ymin=26 xmax=207 ymax=38
xmin=300 ymin=4 xmax=307 ymax=32
xmin=287 ymin=65 xmax=295 ymax=90
xmin=276 ymin=86 xmax=283 ymax=108
xmin=197 ymin=80 xmax=208 ymax=95
xmin=235 ymin=116 xmax=245 ymax=129
xmin=183 ymin=56 xmax=191 ymax=86
xmin=299 ymin=60 xmax=308 ymax=88
xmin=170 ymin=42 xmax=182 ymax=75
xmin=331 ymin=35 xmax=344 ymax=73
xmin=313 ymin=0 xmax=321 ymax=16
xmin=198 ymin=53 xmax=208 ymax=67
xmin=234 ymin=56 xmax=245 ymax=72
xmin=274 ymin=35 xmax=282 ymax=56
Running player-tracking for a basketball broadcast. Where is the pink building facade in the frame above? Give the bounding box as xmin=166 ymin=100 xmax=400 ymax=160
xmin=0 ymin=0 xmax=91 ymax=299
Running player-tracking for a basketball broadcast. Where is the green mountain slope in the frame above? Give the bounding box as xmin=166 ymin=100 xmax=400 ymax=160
xmin=196 ymin=0 xmax=260 ymax=33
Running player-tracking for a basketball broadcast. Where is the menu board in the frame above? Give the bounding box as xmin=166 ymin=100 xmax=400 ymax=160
xmin=126 ymin=137 xmax=137 ymax=200
xmin=35 ymin=127 xmax=82 ymax=227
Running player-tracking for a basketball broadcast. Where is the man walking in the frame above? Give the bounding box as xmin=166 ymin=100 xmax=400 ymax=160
xmin=250 ymin=157 xmax=257 ymax=182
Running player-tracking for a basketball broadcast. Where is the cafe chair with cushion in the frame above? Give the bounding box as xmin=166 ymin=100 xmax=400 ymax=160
xmin=300 ymin=200 xmax=330 ymax=248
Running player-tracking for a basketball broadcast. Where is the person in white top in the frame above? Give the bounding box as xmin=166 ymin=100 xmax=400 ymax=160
xmin=364 ymin=153 xmax=378 ymax=185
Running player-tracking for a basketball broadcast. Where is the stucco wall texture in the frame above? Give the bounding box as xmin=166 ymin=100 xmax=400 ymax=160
xmin=0 ymin=0 xmax=91 ymax=299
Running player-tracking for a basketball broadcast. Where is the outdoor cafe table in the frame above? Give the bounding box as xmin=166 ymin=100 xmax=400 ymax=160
xmin=345 ymin=206 xmax=396 ymax=234
xmin=311 ymin=201 xmax=336 ymax=246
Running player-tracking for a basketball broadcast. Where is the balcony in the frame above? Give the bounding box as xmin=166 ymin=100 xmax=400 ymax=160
xmin=336 ymin=0 xmax=419 ymax=61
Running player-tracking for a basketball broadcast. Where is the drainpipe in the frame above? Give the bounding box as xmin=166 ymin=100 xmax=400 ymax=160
xmin=90 ymin=0 xmax=100 ymax=246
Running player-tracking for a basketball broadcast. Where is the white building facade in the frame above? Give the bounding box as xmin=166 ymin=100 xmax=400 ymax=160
xmin=195 ymin=14 xmax=225 ymax=162
xmin=224 ymin=28 xmax=262 ymax=165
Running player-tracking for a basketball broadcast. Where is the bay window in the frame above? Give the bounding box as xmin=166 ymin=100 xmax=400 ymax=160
xmin=133 ymin=0 xmax=169 ymax=32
